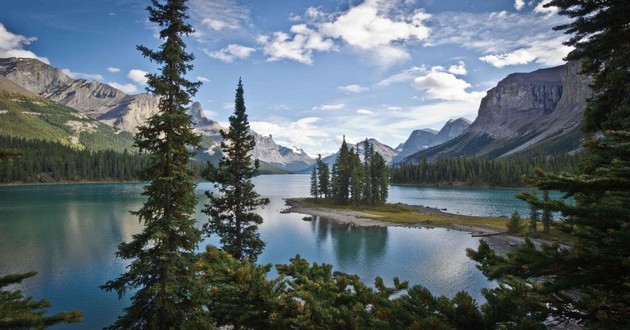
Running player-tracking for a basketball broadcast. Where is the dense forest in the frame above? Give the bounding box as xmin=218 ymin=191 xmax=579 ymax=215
xmin=391 ymin=154 xmax=581 ymax=187
xmin=0 ymin=136 xmax=146 ymax=183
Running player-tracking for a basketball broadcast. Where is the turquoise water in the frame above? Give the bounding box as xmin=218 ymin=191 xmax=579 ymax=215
xmin=0 ymin=175 xmax=531 ymax=329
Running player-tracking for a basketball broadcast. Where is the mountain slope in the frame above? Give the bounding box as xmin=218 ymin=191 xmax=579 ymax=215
xmin=251 ymin=132 xmax=315 ymax=172
xmin=405 ymin=61 xmax=588 ymax=162
xmin=323 ymin=138 xmax=398 ymax=166
xmin=0 ymin=76 xmax=135 ymax=152
xmin=0 ymin=57 xmax=160 ymax=133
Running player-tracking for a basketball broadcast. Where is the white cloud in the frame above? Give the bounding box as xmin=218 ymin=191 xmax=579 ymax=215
xmin=107 ymin=67 xmax=120 ymax=73
xmin=514 ymin=0 xmax=525 ymax=10
xmin=127 ymin=69 xmax=149 ymax=85
xmin=388 ymin=106 xmax=402 ymax=111
xmin=109 ymin=82 xmax=138 ymax=94
xmin=257 ymin=24 xmax=334 ymax=64
xmin=313 ymin=103 xmax=345 ymax=111
xmin=447 ymin=61 xmax=467 ymax=75
xmin=319 ymin=1 xmax=430 ymax=49
xmin=0 ymin=23 xmax=49 ymax=64
xmin=318 ymin=0 xmax=430 ymax=68
xmin=356 ymin=109 xmax=374 ymax=115
xmin=337 ymin=84 xmax=369 ymax=93
xmin=250 ymin=117 xmax=328 ymax=151
xmin=61 ymin=69 xmax=104 ymax=81
xmin=479 ymin=35 xmax=571 ymax=67
xmin=197 ymin=76 xmax=210 ymax=83
xmin=206 ymin=44 xmax=255 ymax=63
xmin=428 ymin=10 xmax=570 ymax=66
xmin=202 ymin=19 xmax=231 ymax=31
xmin=413 ymin=71 xmax=486 ymax=102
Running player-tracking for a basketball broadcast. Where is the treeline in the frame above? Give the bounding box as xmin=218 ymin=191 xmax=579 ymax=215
xmin=311 ymin=138 xmax=389 ymax=205
xmin=391 ymin=154 xmax=581 ymax=187
xmin=0 ymin=136 xmax=146 ymax=183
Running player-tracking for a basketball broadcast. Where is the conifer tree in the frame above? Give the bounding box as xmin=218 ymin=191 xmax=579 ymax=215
xmin=371 ymin=152 xmax=389 ymax=205
xmin=361 ymin=138 xmax=373 ymax=204
xmin=100 ymin=1 xmax=204 ymax=328
xmin=470 ymin=1 xmax=630 ymax=326
xmin=349 ymin=148 xmax=363 ymax=206
xmin=331 ymin=136 xmax=351 ymax=204
xmin=204 ymin=79 xmax=270 ymax=262
xmin=310 ymin=166 xmax=319 ymax=198
xmin=528 ymin=204 xmax=539 ymax=232
xmin=316 ymin=154 xmax=329 ymax=198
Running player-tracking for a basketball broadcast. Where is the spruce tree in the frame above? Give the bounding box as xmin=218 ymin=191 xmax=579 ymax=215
xmin=371 ymin=152 xmax=389 ymax=205
xmin=204 ymin=79 xmax=270 ymax=262
xmin=349 ymin=148 xmax=363 ymax=206
xmin=470 ymin=1 xmax=630 ymax=326
xmin=361 ymin=138 xmax=373 ymax=204
xmin=331 ymin=136 xmax=351 ymax=204
xmin=528 ymin=204 xmax=539 ymax=232
xmin=316 ymin=154 xmax=329 ymax=198
xmin=100 ymin=1 xmax=204 ymax=328
xmin=310 ymin=166 xmax=319 ymax=198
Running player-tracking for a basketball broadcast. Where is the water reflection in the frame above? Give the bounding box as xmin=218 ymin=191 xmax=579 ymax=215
xmin=0 ymin=177 xmax=501 ymax=329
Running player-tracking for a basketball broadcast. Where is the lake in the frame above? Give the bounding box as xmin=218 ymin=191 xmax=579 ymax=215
xmin=0 ymin=175 xmax=531 ymax=329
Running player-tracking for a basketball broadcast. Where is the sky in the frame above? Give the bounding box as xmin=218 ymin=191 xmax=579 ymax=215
xmin=0 ymin=0 xmax=571 ymax=156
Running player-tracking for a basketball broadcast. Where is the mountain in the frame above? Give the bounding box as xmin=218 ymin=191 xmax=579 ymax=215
xmin=251 ymin=132 xmax=315 ymax=172
xmin=0 ymin=57 xmax=160 ymax=133
xmin=404 ymin=61 xmax=589 ymax=162
xmin=0 ymin=75 xmax=135 ymax=152
xmin=323 ymin=138 xmax=398 ymax=166
xmin=392 ymin=118 xmax=470 ymax=164
xmin=0 ymin=57 xmax=314 ymax=172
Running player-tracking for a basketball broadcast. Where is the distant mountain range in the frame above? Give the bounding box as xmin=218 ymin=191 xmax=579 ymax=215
xmin=0 ymin=57 xmax=314 ymax=172
xmin=403 ymin=61 xmax=588 ymax=162
xmin=0 ymin=57 xmax=588 ymax=172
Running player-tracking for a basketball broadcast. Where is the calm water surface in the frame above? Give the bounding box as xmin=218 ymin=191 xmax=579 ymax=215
xmin=0 ymin=175 xmax=529 ymax=329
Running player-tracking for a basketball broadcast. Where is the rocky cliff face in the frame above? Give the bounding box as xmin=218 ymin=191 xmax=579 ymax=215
xmin=392 ymin=118 xmax=470 ymax=164
xmin=406 ymin=61 xmax=589 ymax=161
xmin=0 ymin=57 xmax=159 ymax=133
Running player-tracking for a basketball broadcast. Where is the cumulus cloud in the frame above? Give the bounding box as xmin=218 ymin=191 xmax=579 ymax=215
xmin=206 ymin=44 xmax=256 ymax=63
xmin=257 ymin=24 xmax=334 ymax=64
xmin=514 ymin=0 xmax=525 ymax=10
xmin=447 ymin=61 xmax=467 ymax=75
xmin=337 ymin=84 xmax=369 ymax=93
xmin=318 ymin=0 xmax=430 ymax=68
xmin=413 ymin=71 xmax=485 ymax=102
xmin=250 ymin=117 xmax=328 ymax=151
xmin=319 ymin=1 xmax=430 ymax=49
xmin=197 ymin=76 xmax=210 ymax=83
xmin=356 ymin=109 xmax=374 ymax=115
xmin=107 ymin=67 xmax=120 ymax=73
xmin=109 ymin=82 xmax=138 ymax=94
xmin=127 ymin=69 xmax=149 ymax=85
xmin=376 ymin=66 xmax=428 ymax=86
xmin=61 ymin=69 xmax=104 ymax=81
xmin=313 ymin=103 xmax=345 ymax=111
xmin=0 ymin=23 xmax=49 ymax=64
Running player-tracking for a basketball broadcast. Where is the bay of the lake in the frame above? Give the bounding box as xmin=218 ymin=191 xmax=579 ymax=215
xmin=0 ymin=175 xmax=532 ymax=329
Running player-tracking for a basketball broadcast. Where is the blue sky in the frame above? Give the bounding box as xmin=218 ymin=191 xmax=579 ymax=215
xmin=0 ymin=0 xmax=569 ymax=156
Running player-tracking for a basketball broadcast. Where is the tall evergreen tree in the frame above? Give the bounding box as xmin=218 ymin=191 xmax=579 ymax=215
xmin=528 ymin=204 xmax=539 ymax=233
xmin=316 ymin=154 xmax=329 ymax=198
xmin=361 ymin=138 xmax=373 ymax=205
xmin=349 ymin=148 xmax=363 ymax=206
xmin=204 ymin=79 xmax=270 ymax=262
xmin=470 ymin=1 xmax=630 ymax=327
xmin=100 ymin=1 xmax=204 ymax=328
xmin=371 ymin=152 xmax=389 ymax=205
xmin=310 ymin=166 xmax=319 ymax=198
xmin=331 ymin=136 xmax=352 ymax=204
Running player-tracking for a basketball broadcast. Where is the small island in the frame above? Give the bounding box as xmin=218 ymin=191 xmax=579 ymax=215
xmin=284 ymin=197 xmax=563 ymax=255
